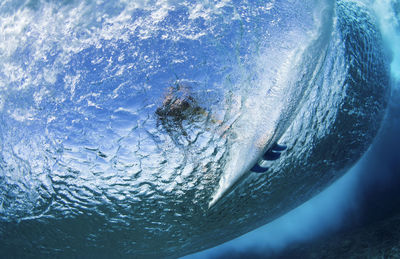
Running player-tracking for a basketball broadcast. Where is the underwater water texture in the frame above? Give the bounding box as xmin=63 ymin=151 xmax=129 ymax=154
xmin=187 ymin=0 xmax=400 ymax=257
xmin=0 ymin=0 xmax=392 ymax=258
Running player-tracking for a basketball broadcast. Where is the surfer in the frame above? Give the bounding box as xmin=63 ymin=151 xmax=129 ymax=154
xmin=155 ymin=82 xmax=240 ymax=144
xmin=156 ymin=82 xmax=286 ymax=172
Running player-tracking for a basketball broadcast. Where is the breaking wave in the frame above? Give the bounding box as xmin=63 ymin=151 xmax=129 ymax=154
xmin=0 ymin=0 xmax=390 ymax=257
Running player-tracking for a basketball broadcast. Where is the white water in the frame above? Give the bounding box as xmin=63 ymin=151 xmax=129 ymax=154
xmin=374 ymin=0 xmax=400 ymax=83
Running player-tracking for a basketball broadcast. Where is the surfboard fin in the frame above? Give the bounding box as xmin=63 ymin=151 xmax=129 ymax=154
xmin=271 ymin=143 xmax=287 ymax=151
xmin=251 ymin=142 xmax=286 ymax=173
xmin=263 ymin=150 xmax=281 ymax=160
xmin=250 ymin=164 xmax=269 ymax=173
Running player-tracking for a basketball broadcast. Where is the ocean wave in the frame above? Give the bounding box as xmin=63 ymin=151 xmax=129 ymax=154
xmin=0 ymin=0 xmax=390 ymax=257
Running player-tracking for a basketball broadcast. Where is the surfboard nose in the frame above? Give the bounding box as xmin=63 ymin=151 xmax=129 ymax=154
xmin=209 ymin=142 xmax=287 ymax=208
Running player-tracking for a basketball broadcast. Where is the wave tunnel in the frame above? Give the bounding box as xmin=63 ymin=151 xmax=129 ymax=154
xmin=0 ymin=0 xmax=393 ymax=258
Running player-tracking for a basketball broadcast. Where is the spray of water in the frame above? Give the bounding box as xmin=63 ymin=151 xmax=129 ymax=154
xmin=374 ymin=0 xmax=400 ymax=84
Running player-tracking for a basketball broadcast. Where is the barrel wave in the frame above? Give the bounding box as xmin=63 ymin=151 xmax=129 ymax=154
xmin=0 ymin=0 xmax=390 ymax=258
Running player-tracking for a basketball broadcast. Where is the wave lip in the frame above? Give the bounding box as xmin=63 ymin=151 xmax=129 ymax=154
xmin=208 ymin=0 xmax=335 ymax=208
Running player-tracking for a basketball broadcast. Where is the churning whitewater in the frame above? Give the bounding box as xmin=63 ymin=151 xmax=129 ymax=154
xmin=0 ymin=0 xmax=390 ymax=258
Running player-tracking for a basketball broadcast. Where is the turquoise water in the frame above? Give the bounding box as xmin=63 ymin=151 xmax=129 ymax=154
xmin=0 ymin=0 xmax=396 ymax=258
